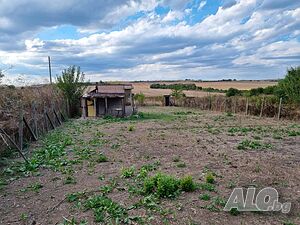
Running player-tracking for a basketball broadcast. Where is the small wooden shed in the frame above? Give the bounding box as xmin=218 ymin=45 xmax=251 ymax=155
xmin=81 ymin=84 xmax=135 ymax=118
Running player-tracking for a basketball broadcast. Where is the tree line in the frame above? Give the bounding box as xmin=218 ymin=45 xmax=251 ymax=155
xmin=150 ymin=67 xmax=300 ymax=104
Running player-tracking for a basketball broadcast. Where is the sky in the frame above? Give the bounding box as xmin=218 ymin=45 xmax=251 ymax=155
xmin=0 ymin=0 xmax=299 ymax=85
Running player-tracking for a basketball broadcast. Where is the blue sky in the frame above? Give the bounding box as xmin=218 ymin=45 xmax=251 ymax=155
xmin=0 ymin=0 xmax=299 ymax=85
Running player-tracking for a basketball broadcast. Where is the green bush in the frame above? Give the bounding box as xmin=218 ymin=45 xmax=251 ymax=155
xmin=134 ymin=93 xmax=145 ymax=105
xmin=143 ymin=173 xmax=197 ymax=198
xmin=277 ymin=66 xmax=300 ymax=104
xmin=226 ymin=88 xmax=242 ymax=97
xmin=179 ymin=175 xmax=196 ymax=192
xmin=155 ymin=173 xmax=180 ymax=198
xmin=205 ymin=172 xmax=215 ymax=184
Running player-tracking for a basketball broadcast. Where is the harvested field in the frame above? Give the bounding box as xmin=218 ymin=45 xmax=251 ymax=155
xmin=0 ymin=106 xmax=299 ymax=225
xmin=132 ymin=81 xmax=277 ymax=97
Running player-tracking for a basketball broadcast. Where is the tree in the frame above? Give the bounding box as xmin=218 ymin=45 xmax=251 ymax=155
xmin=277 ymin=67 xmax=300 ymax=104
xmin=171 ymin=88 xmax=186 ymax=105
xmin=226 ymin=88 xmax=242 ymax=97
xmin=56 ymin=65 xmax=86 ymax=117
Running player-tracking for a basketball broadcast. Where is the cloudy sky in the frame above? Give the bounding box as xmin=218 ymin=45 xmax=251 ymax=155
xmin=0 ymin=0 xmax=299 ymax=85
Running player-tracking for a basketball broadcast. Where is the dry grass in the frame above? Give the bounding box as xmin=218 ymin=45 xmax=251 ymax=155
xmin=132 ymin=81 xmax=277 ymax=97
xmin=0 ymin=85 xmax=65 ymax=151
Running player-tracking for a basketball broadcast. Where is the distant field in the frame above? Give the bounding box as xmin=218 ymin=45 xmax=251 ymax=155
xmin=131 ymin=81 xmax=278 ymax=97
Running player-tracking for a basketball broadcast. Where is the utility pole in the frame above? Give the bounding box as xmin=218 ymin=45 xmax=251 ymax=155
xmin=48 ymin=56 xmax=52 ymax=84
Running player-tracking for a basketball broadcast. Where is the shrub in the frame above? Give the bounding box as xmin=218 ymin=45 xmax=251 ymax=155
xmin=205 ymin=172 xmax=215 ymax=184
xmin=143 ymin=173 xmax=180 ymax=198
xmin=143 ymin=173 xmax=197 ymax=198
xmin=134 ymin=93 xmax=145 ymax=106
xmin=179 ymin=175 xmax=196 ymax=192
xmin=226 ymin=88 xmax=242 ymax=97
xmin=156 ymin=174 xmax=180 ymax=198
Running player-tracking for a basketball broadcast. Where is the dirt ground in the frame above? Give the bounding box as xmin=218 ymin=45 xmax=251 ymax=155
xmin=0 ymin=106 xmax=299 ymax=225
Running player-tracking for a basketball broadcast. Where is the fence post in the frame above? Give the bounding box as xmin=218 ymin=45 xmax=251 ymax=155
xmin=32 ymin=101 xmax=38 ymax=139
xmin=44 ymin=103 xmax=49 ymax=132
xmin=18 ymin=104 xmax=24 ymax=151
xmin=259 ymin=97 xmax=265 ymax=118
xmin=278 ymin=98 xmax=283 ymax=120
xmin=245 ymin=98 xmax=249 ymax=115
xmin=233 ymin=97 xmax=237 ymax=114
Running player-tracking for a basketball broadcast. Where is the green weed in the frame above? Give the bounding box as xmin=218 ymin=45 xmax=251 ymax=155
xmin=121 ymin=166 xmax=135 ymax=178
xmin=199 ymin=193 xmax=211 ymax=201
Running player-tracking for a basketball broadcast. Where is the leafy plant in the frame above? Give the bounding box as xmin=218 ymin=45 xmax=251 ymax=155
xmin=277 ymin=66 xmax=300 ymax=104
xmin=176 ymin=162 xmax=186 ymax=168
xmin=56 ymin=65 xmax=86 ymax=117
xmin=237 ymin=139 xmax=273 ymax=150
xmin=134 ymin=93 xmax=145 ymax=106
xmin=128 ymin=125 xmax=135 ymax=132
xmin=96 ymin=153 xmax=108 ymax=163
xmin=84 ymin=195 xmax=128 ymax=223
xmin=205 ymin=172 xmax=215 ymax=184
xmin=64 ymin=176 xmax=76 ymax=185
xmin=179 ymin=175 xmax=196 ymax=192
xmin=144 ymin=173 xmax=180 ymax=198
xmin=199 ymin=183 xmax=216 ymax=192
xmin=199 ymin=193 xmax=211 ymax=201
xmin=121 ymin=166 xmax=135 ymax=178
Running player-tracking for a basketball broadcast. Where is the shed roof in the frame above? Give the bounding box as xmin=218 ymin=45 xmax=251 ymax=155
xmin=82 ymin=84 xmax=133 ymax=98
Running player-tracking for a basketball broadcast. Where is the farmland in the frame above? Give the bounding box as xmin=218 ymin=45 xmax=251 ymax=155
xmin=131 ymin=81 xmax=278 ymax=97
xmin=0 ymin=106 xmax=299 ymax=224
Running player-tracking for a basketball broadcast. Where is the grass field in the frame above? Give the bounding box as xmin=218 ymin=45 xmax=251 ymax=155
xmin=131 ymin=81 xmax=278 ymax=97
xmin=0 ymin=106 xmax=299 ymax=224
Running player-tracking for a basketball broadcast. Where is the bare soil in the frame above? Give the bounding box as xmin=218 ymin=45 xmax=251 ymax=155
xmin=0 ymin=106 xmax=299 ymax=225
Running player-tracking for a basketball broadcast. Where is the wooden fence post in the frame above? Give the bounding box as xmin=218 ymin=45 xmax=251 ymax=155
xmin=46 ymin=110 xmax=55 ymax=129
xmin=19 ymin=104 xmax=23 ymax=151
xmin=0 ymin=128 xmax=28 ymax=163
xmin=32 ymin=101 xmax=38 ymax=139
xmin=245 ymin=98 xmax=249 ymax=115
xmin=44 ymin=103 xmax=49 ymax=132
xmin=260 ymin=97 xmax=265 ymax=118
xmin=233 ymin=98 xmax=237 ymax=114
xmin=278 ymin=98 xmax=283 ymax=120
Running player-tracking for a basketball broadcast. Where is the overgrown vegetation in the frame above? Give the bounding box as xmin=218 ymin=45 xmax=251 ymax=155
xmin=56 ymin=65 xmax=86 ymax=117
xmin=134 ymin=92 xmax=145 ymax=106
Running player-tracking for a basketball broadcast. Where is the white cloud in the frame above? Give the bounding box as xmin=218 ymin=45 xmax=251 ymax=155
xmin=162 ymin=10 xmax=184 ymax=23
xmin=198 ymin=1 xmax=207 ymax=10
xmin=0 ymin=0 xmax=299 ymax=85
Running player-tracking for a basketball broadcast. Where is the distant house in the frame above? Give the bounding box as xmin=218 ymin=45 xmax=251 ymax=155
xmin=81 ymin=83 xmax=135 ymax=117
